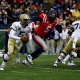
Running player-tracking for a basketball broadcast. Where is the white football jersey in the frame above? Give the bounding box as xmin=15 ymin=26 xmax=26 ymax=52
xmin=71 ymin=20 xmax=80 ymax=40
xmin=71 ymin=31 xmax=80 ymax=40
xmin=9 ymin=22 xmax=31 ymax=40
xmin=72 ymin=20 xmax=80 ymax=32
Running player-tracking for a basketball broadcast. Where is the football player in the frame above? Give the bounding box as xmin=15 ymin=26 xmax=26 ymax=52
xmin=62 ymin=19 xmax=80 ymax=66
xmin=0 ymin=14 xmax=31 ymax=71
xmin=23 ymin=10 xmax=62 ymax=66
xmin=53 ymin=19 xmax=80 ymax=67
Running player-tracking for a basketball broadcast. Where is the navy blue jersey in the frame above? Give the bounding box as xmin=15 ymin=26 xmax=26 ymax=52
xmin=30 ymin=16 xmax=42 ymax=23
xmin=44 ymin=29 xmax=55 ymax=40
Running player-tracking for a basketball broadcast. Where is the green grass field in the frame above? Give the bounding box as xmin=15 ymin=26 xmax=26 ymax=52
xmin=0 ymin=54 xmax=80 ymax=80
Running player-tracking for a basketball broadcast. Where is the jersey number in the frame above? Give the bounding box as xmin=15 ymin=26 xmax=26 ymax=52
xmin=18 ymin=31 xmax=26 ymax=37
xmin=44 ymin=25 xmax=51 ymax=33
xmin=73 ymin=23 xmax=80 ymax=29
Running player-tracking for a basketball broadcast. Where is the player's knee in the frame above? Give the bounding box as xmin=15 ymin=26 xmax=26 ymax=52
xmin=60 ymin=52 xmax=66 ymax=58
xmin=4 ymin=54 xmax=9 ymax=61
xmin=4 ymin=52 xmax=12 ymax=61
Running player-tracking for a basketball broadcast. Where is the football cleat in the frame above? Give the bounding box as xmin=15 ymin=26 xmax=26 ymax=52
xmin=53 ymin=63 xmax=58 ymax=67
xmin=53 ymin=60 xmax=59 ymax=67
xmin=27 ymin=55 xmax=33 ymax=64
xmin=67 ymin=62 xmax=77 ymax=66
xmin=22 ymin=60 xmax=30 ymax=67
xmin=0 ymin=66 xmax=4 ymax=71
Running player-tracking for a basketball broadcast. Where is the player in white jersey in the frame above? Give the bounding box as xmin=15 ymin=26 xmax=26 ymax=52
xmin=0 ymin=14 xmax=31 ymax=71
xmin=62 ymin=33 xmax=79 ymax=66
xmin=62 ymin=20 xmax=80 ymax=66
xmin=53 ymin=19 xmax=80 ymax=67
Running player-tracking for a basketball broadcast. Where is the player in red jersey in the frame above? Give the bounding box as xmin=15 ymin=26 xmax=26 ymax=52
xmin=23 ymin=10 xmax=62 ymax=65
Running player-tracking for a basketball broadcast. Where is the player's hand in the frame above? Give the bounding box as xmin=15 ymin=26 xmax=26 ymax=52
xmin=71 ymin=48 xmax=77 ymax=57
xmin=20 ymin=35 xmax=29 ymax=43
xmin=68 ymin=29 xmax=72 ymax=36
xmin=72 ymin=48 xmax=77 ymax=52
xmin=20 ymin=36 xmax=26 ymax=42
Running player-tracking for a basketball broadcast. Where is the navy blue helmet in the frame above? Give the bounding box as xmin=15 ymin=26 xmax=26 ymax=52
xmin=48 ymin=9 xmax=57 ymax=22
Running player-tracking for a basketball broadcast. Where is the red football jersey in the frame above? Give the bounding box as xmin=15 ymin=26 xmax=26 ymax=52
xmin=39 ymin=13 xmax=49 ymax=23
xmin=35 ymin=22 xmax=56 ymax=38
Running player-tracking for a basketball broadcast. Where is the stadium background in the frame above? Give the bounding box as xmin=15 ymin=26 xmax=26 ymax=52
xmin=0 ymin=30 xmax=5 ymax=50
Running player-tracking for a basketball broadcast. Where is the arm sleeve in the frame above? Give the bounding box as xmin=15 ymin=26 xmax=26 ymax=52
xmin=9 ymin=29 xmax=20 ymax=40
xmin=72 ymin=38 xmax=78 ymax=49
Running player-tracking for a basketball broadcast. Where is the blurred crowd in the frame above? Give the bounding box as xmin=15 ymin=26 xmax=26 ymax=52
xmin=1 ymin=0 xmax=80 ymax=55
xmin=0 ymin=0 xmax=80 ymax=29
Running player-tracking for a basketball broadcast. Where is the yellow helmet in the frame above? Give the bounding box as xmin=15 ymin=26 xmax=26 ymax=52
xmin=19 ymin=14 xmax=30 ymax=27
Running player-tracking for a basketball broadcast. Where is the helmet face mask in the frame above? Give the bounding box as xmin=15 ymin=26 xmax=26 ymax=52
xmin=20 ymin=14 xmax=30 ymax=28
xmin=21 ymin=19 xmax=29 ymax=27
xmin=48 ymin=14 xmax=56 ymax=22
xmin=48 ymin=9 xmax=57 ymax=22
